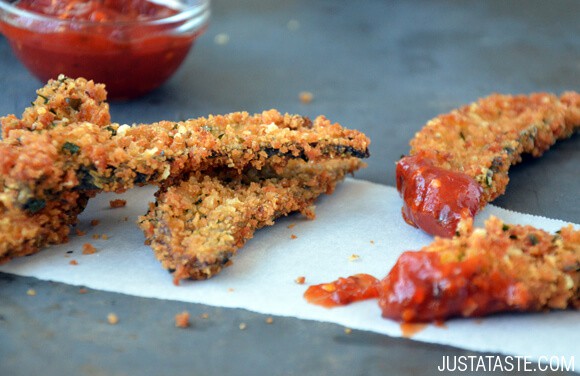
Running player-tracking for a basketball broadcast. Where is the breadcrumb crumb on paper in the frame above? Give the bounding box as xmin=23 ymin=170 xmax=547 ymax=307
xmin=82 ymin=243 xmax=96 ymax=255
xmin=348 ymin=254 xmax=360 ymax=262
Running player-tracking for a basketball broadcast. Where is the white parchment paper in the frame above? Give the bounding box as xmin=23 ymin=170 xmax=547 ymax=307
xmin=1 ymin=178 xmax=578 ymax=362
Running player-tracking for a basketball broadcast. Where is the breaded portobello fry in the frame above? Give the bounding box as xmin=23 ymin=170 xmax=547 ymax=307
xmin=138 ymin=158 xmax=364 ymax=283
xmin=2 ymin=110 xmax=369 ymax=197
xmin=379 ymin=216 xmax=580 ymax=322
xmin=397 ymin=92 xmax=580 ymax=237
xmin=0 ymin=108 xmax=369 ymax=263
xmin=0 ymin=76 xmax=108 ymax=263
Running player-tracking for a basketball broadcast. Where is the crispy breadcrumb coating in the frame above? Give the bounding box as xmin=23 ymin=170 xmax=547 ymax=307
xmin=379 ymin=216 xmax=580 ymax=322
xmin=398 ymin=92 xmax=580 ymax=237
xmin=139 ymin=158 xmax=364 ymax=283
xmin=409 ymin=92 xmax=580 ymax=205
xmin=0 ymin=76 xmax=109 ymax=262
xmin=0 ymin=78 xmax=370 ymax=264
xmin=2 ymin=110 xmax=369 ymax=202
xmin=1 ymin=75 xmax=110 ymax=137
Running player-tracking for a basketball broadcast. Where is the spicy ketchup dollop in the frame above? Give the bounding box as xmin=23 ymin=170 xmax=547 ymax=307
xmin=303 ymin=252 xmax=530 ymax=323
xmin=378 ymin=250 xmax=530 ymax=322
xmin=1 ymin=0 xmax=208 ymax=98
xmin=396 ymin=153 xmax=483 ymax=238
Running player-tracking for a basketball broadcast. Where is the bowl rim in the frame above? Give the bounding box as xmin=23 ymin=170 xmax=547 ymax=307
xmin=0 ymin=0 xmax=211 ymax=28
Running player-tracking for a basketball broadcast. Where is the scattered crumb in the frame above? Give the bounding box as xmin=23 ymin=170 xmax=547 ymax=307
xmin=109 ymin=199 xmax=127 ymax=208
xmin=75 ymin=229 xmax=86 ymax=236
xmin=227 ymin=288 xmax=235 ymax=293
xmin=295 ymin=276 xmax=306 ymax=285
xmin=265 ymin=317 xmax=274 ymax=324
xmin=344 ymin=328 xmax=353 ymax=334
xmin=26 ymin=288 xmax=36 ymax=296
xmin=287 ymin=19 xmax=300 ymax=31
xmin=90 ymin=219 xmax=100 ymax=227
xmin=92 ymin=234 xmax=100 ymax=240
xmin=69 ymin=259 xmax=78 ymax=265
xmin=101 ymin=234 xmax=109 ymax=240
xmin=175 ymin=311 xmax=191 ymax=328
xmin=370 ymin=240 xmax=375 ymax=245
xmin=299 ymin=91 xmax=313 ymax=104
xmin=82 ymin=243 xmax=97 ymax=255
xmin=214 ymin=33 xmax=230 ymax=45
xmin=200 ymin=313 xmax=209 ymax=319
xmin=290 ymin=234 xmax=298 ymax=240
xmin=124 ymin=216 xmax=129 ymax=222
xmin=287 ymin=223 xmax=296 ymax=229
xmin=79 ymin=288 xmax=88 ymax=294
xmin=239 ymin=322 xmax=247 ymax=330
xmin=107 ymin=313 xmax=119 ymax=325
xmin=348 ymin=254 xmax=361 ymax=262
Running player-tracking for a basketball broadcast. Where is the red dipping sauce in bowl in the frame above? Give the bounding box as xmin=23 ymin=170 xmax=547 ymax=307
xmin=0 ymin=0 xmax=210 ymax=99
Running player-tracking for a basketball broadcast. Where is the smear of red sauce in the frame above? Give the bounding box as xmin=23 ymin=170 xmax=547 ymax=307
xmin=303 ymin=274 xmax=380 ymax=308
xmin=304 ymin=250 xmax=531 ymax=323
xmin=396 ymin=153 xmax=483 ymax=238
xmin=378 ymin=250 xmax=531 ymax=322
xmin=2 ymin=0 xmax=205 ymax=98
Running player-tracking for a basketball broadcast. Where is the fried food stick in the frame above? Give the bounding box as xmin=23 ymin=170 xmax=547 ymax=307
xmin=139 ymin=158 xmax=364 ymax=283
xmin=0 ymin=76 xmax=111 ymax=263
xmin=379 ymin=216 xmax=580 ymax=322
xmin=397 ymin=92 xmax=580 ymax=237
xmin=0 ymin=109 xmax=369 ymax=264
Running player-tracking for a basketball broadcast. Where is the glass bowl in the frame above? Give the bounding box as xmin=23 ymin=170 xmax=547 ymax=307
xmin=0 ymin=0 xmax=210 ymax=99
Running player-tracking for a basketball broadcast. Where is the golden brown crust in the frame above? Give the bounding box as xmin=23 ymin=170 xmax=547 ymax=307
xmin=408 ymin=92 xmax=580 ymax=207
xmin=0 ymin=76 xmax=107 ymax=263
xmin=438 ymin=217 xmax=579 ymax=310
xmin=2 ymin=110 xmax=370 ymax=197
xmin=1 ymin=75 xmax=110 ymax=138
xmin=139 ymin=158 xmax=364 ymax=283
xmin=0 ymin=78 xmax=370 ymax=265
